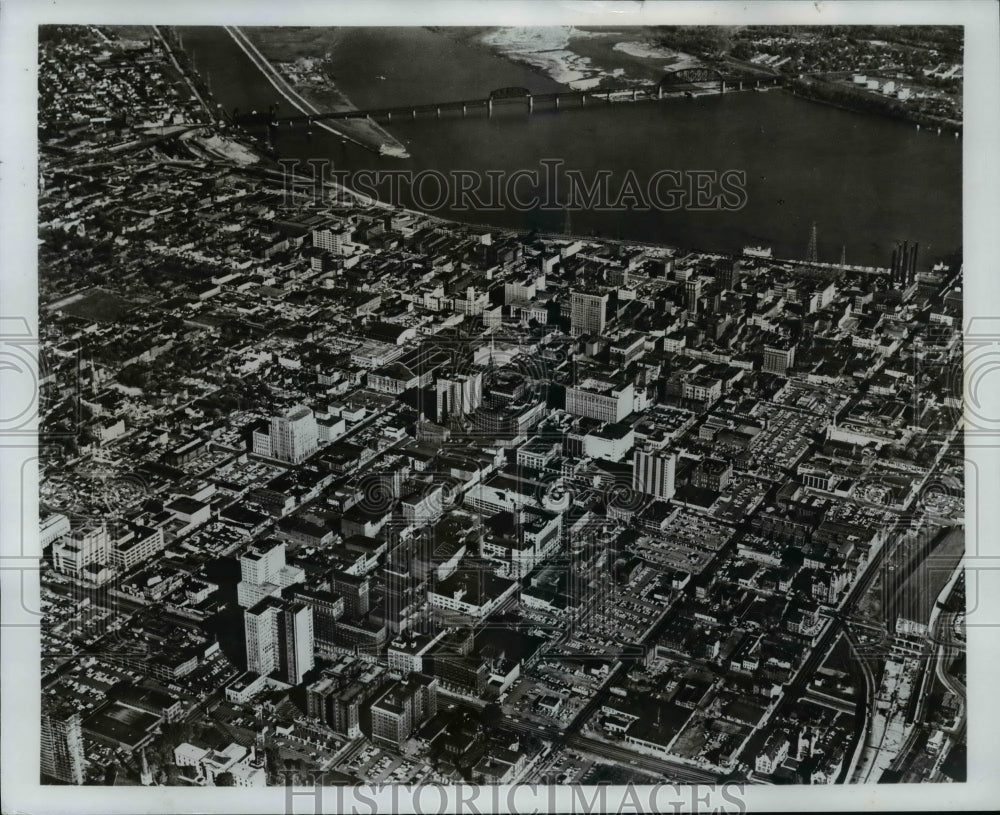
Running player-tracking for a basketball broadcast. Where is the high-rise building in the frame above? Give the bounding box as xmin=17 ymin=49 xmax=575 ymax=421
xmin=435 ymin=372 xmax=482 ymax=422
xmin=692 ymin=456 xmax=733 ymax=492
xmin=716 ymin=258 xmax=742 ymax=291
xmin=633 ymin=448 xmax=676 ymax=501
xmin=570 ymin=291 xmax=608 ymax=336
xmin=269 ymin=405 xmax=319 ymax=464
xmin=244 ymin=597 xmax=315 ymax=685
xmin=383 ymin=560 xmax=420 ymax=636
xmin=565 ymin=378 xmax=635 ymax=423
xmin=504 ymin=277 xmax=537 ymax=305
xmin=369 ymin=674 xmax=439 ymax=748
xmin=387 ymin=631 xmax=446 ymax=674
xmin=306 ymin=675 xmax=336 ymax=721
xmin=41 ymin=706 xmax=87 ymax=784
xmin=290 ymin=587 xmax=345 ymax=648
xmin=331 ymin=683 xmax=367 ymax=738
xmin=331 ymin=570 xmax=371 ymax=618
xmin=312 ymin=223 xmax=353 ymax=255
xmin=244 ymin=598 xmax=281 ymax=679
xmin=280 ymin=601 xmax=315 ymax=685
xmin=763 ymin=344 xmax=796 ymax=375
xmin=237 ymin=540 xmax=305 ymax=609
xmin=369 ymin=689 xmax=412 ymax=748
xmin=685 ymin=277 xmax=703 ymax=313
xmin=306 ymin=675 xmax=368 ymax=738
xmin=40 ymin=512 xmax=71 ymax=548
xmin=51 ymin=523 xmax=108 ymax=578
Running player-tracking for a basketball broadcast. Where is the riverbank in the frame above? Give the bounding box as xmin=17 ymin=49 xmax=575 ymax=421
xmin=180 ymin=131 xmax=259 ymax=166
xmin=788 ymin=78 xmax=962 ymax=135
xmin=226 ymin=26 xmax=409 ymax=157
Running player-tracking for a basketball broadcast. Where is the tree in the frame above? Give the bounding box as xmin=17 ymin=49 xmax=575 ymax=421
xmin=731 ymin=41 xmax=754 ymax=61
xmin=479 ymin=702 xmax=503 ymax=734
xmin=214 ymin=771 xmax=235 ymax=786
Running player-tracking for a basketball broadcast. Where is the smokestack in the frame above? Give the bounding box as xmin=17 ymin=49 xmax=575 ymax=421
xmin=910 ymin=241 xmax=919 ymax=281
xmin=890 ymin=247 xmax=898 ymax=281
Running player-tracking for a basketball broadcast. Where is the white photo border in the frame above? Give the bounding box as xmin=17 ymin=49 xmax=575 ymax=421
xmin=2 ymin=1 xmax=998 ymax=812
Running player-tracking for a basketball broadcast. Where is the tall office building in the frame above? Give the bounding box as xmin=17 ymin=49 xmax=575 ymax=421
xmin=435 ymin=372 xmax=482 ymax=422
xmin=41 ymin=706 xmax=87 ymax=784
xmin=369 ymin=674 xmax=439 ymax=748
xmin=331 ymin=570 xmax=371 ymax=618
xmin=244 ymin=597 xmax=315 ymax=685
xmin=685 ymin=277 xmax=703 ymax=313
xmin=306 ymin=676 xmax=366 ymax=738
xmin=51 ymin=523 xmax=108 ymax=578
xmin=570 ymin=291 xmax=608 ymax=336
xmin=237 ymin=540 xmax=305 ymax=609
xmin=383 ymin=561 xmax=420 ymax=636
xmin=565 ymin=378 xmax=635 ymax=423
xmin=306 ymin=675 xmax=336 ymax=721
xmin=269 ymin=405 xmax=319 ymax=464
xmin=280 ymin=601 xmax=315 ymax=685
xmin=716 ymin=258 xmax=742 ymax=291
xmin=289 ymin=587 xmax=345 ymax=648
xmin=763 ymin=344 xmax=796 ymax=375
xmin=306 ymin=676 xmax=370 ymax=739
xmin=633 ymin=448 xmax=677 ymax=501
xmin=244 ymin=598 xmax=281 ymax=679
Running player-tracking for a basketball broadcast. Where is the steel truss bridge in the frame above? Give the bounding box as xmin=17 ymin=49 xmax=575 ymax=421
xmin=230 ymin=68 xmax=785 ymax=131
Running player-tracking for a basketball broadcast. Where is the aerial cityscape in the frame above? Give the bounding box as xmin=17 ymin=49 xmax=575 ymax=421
xmin=36 ymin=23 xmax=965 ymax=791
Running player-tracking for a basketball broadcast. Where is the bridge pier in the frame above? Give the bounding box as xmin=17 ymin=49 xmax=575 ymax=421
xmin=411 ymin=109 xmax=416 ymax=119
xmin=632 ymin=89 xmax=637 ymax=102
xmin=738 ymin=81 xmax=743 ymax=91
xmin=462 ymin=104 xmax=467 ymax=117
xmin=581 ymin=94 xmax=586 ymax=107
xmin=386 ymin=111 xmax=391 ymax=121
xmin=528 ymin=96 xmax=533 ymax=113
xmin=658 ymin=87 xmax=663 ymax=101
xmin=487 ymin=99 xmax=493 ymax=118
xmin=436 ymin=107 xmax=441 ymax=118
xmin=721 ymin=80 xmax=726 ymax=94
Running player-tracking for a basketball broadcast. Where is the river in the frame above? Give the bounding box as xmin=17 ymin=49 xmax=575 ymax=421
xmin=178 ymin=26 xmax=961 ymax=267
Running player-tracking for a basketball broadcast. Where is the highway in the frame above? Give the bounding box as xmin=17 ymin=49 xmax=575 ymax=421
xmin=930 ymin=586 xmax=966 ymax=748
xmin=737 ymin=517 xmax=904 ymax=767
xmin=839 ymin=620 xmax=879 ymax=782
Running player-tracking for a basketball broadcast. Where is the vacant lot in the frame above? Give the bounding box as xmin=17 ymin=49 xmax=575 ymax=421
xmin=60 ymin=288 xmax=135 ymax=323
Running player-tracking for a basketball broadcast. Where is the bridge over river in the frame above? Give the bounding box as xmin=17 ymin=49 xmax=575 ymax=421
xmin=231 ymin=68 xmax=786 ymax=131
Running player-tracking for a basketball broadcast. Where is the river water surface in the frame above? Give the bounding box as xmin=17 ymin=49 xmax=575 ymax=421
xmin=180 ymin=26 xmax=961 ymax=266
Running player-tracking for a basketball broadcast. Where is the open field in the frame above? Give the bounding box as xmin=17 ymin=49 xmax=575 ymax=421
xmin=59 ymin=288 xmax=136 ymax=323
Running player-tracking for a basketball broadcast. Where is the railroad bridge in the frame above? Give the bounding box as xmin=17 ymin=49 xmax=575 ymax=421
xmin=657 ymin=67 xmax=727 ymax=96
xmin=231 ymin=69 xmax=785 ymax=131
